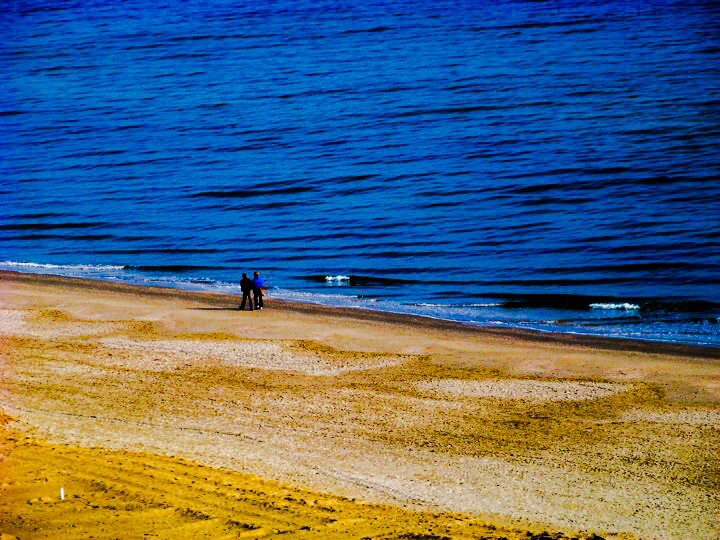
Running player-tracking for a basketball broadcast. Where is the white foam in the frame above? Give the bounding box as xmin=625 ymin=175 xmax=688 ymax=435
xmin=325 ymin=275 xmax=350 ymax=282
xmin=271 ymin=288 xmax=358 ymax=303
xmin=0 ymin=260 xmax=125 ymax=271
xmin=590 ymin=302 xmax=640 ymax=311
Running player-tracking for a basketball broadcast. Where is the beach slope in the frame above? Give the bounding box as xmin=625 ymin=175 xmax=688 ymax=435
xmin=1 ymin=271 xmax=718 ymax=539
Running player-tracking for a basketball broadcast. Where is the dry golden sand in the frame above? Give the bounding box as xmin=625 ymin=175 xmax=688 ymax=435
xmin=0 ymin=271 xmax=719 ymax=539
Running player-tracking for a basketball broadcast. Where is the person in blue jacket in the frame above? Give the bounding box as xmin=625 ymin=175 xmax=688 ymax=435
xmin=252 ymin=271 xmax=264 ymax=310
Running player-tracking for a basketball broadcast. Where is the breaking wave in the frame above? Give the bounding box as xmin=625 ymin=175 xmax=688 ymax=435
xmin=590 ymin=303 xmax=641 ymax=310
xmin=0 ymin=260 xmax=125 ymax=272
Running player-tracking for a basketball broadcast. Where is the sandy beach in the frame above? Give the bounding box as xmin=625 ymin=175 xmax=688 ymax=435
xmin=1 ymin=270 xmax=718 ymax=539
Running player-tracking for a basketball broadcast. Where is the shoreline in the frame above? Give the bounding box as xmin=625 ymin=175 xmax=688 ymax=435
xmin=3 ymin=269 xmax=719 ymax=360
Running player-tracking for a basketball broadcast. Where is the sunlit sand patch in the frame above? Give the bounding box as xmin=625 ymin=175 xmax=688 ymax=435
xmin=621 ymin=409 xmax=720 ymax=426
xmin=604 ymin=367 xmax=649 ymax=380
xmin=0 ymin=309 xmax=26 ymax=334
xmin=417 ymin=379 xmax=627 ymax=402
xmin=39 ymin=322 xmax=121 ymax=339
xmin=87 ymin=348 xmax=190 ymax=372
xmin=97 ymin=337 xmax=403 ymax=375
xmin=18 ymin=360 xmax=102 ymax=379
xmin=335 ymin=388 xmax=465 ymax=412
xmin=236 ymin=388 xmax=465 ymax=435
xmin=0 ymin=309 xmax=120 ymax=338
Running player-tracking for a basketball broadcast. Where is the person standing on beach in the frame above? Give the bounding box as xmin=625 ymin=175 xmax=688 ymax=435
xmin=252 ymin=271 xmax=264 ymax=310
xmin=239 ymin=273 xmax=254 ymax=311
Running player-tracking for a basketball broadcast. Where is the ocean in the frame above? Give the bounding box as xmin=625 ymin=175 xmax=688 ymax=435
xmin=2 ymin=0 xmax=719 ymax=346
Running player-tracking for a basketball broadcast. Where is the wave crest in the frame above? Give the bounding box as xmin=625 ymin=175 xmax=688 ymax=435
xmin=590 ymin=302 xmax=641 ymax=310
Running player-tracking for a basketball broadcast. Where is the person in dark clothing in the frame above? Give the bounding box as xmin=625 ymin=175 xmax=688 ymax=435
xmin=239 ymin=273 xmax=254 ymax=311
xmin=252 ymin=271 xmax=264 ymax=310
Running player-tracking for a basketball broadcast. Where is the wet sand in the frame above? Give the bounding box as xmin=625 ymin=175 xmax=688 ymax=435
xmin=1 ymin=270 xmax=718 ymax=539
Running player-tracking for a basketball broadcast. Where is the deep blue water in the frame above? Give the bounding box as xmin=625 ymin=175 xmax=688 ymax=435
xmin=2 ymin=0 xmax=720 ymax=345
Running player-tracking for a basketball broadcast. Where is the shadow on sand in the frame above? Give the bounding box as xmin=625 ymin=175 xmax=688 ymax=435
xmin=188 ymin=307 xmax=244 ymax=311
